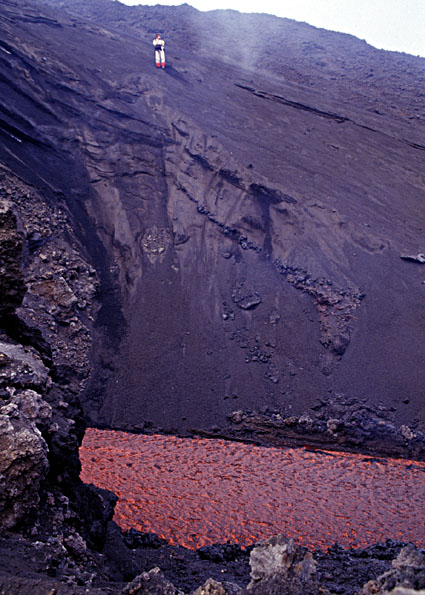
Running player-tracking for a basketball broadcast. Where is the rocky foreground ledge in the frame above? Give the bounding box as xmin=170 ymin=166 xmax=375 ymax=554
xmin=1 ymin=527 xmax=425 ymax=594
xmin=121 ymin=537 xmax=425 ymax=595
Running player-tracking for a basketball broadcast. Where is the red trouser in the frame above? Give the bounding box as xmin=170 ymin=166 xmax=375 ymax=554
xmin=155 ymin=48 xmax=165 ymax=68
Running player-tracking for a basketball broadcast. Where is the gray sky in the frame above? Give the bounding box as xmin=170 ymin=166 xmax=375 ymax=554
xmin=118 ymin=0 xmax=425 ymax=57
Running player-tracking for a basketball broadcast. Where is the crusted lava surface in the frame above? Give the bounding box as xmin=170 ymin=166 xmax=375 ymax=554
xmin=80 ymin=429 xmax=425 ymax=551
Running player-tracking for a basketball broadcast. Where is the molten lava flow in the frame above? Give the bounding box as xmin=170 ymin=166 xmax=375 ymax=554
xmin=80 ymin=428 xmax=425 ymax=550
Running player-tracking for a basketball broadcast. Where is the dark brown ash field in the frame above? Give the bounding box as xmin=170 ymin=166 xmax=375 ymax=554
xmin=1 ymin=0 xmax=424 ymax=439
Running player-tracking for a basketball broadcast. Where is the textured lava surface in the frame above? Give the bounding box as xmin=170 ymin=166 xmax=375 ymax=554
xmin=81 ymin=428 xmax=425 ymax=550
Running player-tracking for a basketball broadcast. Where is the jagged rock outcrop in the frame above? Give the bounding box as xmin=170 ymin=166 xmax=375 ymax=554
xmin=122 ymin=567 xmax=185 ymax=595
xmin=360 ymin=545 xmax=425 ymax=594
xmin=220 ymin=397 xmax=425 ymax=459
xmin=244 ymin=535 xmax=325 ymax=594
xmin=0 ymin=386 xmax=51 ymax=528
xmin=0 ymin=200 xmax=26 ymax=318
xmin=0 ymin=156 xmax=115 ymax=584
xmin=0 ymin=198 xmax=50 ymax=528
xmin=194 ymin=578 xmax=241 ymax=594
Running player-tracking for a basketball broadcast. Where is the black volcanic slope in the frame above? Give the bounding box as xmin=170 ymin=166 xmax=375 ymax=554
xmin=1 ymin=0 xmax=424 ymax=437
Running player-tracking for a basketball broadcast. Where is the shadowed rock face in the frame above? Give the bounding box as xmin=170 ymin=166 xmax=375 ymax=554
xmin=1 ymin=0 xmax=424 ymax=441
xmin=0 ymin=201 xmax=26 ymax=318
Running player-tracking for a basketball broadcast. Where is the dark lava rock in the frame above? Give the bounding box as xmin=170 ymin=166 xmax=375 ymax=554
xmin=241 ymin=535 xmax=325 ymax=594
xmin=0 ymin=200 xmax=26 ymax=319
xmin=193 ymin=578 xmax=242 ymax=594
xmin=198 ymin=543 xmax=248 ymax=564
xmin=122 ymin=567 xmax=184 ymax=595
xmin=231 ymin=284 xmax=262 ymax=310
xmin=315 ymin=540 xmax=406 ymax=594
xmin=124 ymin=529 xmax=168 ymax=550
xmin=400 ymin=253 xmax=425 ymax=264
xmin=219 ymin=395 xmax=425 ymax=460
xmin=359 ymin=544 xmax=425 ymax=594
xmin=0 ymin=386 xmax=51 ymax=528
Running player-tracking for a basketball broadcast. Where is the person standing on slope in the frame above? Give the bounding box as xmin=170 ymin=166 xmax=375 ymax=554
xmin=153 ymin=33 xmax=165 ymax=69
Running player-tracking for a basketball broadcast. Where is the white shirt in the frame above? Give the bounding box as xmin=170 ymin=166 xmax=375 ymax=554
xmin=153 ymin=38 xmax=165 ymax=50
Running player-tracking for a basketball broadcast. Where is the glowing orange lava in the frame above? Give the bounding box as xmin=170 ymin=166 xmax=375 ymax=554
xmin=80 ymin=428 xmax=425 ymax=550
